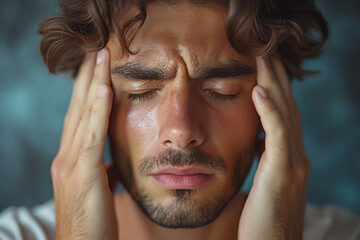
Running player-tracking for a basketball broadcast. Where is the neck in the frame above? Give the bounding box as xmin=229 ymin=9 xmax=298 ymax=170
xmin=114 ymin=190 xmax=246 ymax=240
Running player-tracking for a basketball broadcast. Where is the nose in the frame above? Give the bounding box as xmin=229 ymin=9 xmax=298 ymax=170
xmin=157 ymin=87 xmax=206 ymax=150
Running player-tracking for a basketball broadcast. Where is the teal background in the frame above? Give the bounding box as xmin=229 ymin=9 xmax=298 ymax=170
xmin=0 ymin=0 xmax=359 ymax=214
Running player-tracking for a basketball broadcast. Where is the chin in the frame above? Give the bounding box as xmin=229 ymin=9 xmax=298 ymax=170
xmin=125 ymin=182 xmax=240 ymax=229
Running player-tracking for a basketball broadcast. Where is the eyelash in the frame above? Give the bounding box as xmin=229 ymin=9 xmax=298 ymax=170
xmin=207 ymin=90 xmax=239 ymax=102
xmin=128 ymin=90 xmax=239 ymax=102
xmin=128 ymin=90 xmax=158 ymax=102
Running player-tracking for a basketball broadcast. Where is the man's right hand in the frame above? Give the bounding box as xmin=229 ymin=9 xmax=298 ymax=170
xmin=50 ymin=48 xmax=118 ymax=240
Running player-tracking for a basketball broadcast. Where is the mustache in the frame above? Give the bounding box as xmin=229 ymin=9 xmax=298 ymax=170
xmin=138 ymin=148 xmax=226 ymax=175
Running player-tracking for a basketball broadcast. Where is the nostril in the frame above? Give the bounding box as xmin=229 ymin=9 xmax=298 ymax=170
xmin=158 ymin=121 xmax=205 ymax=149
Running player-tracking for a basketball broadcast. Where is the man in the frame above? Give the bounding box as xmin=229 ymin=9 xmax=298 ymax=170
xmin=1 ymin=0 xmax=359 ymax=239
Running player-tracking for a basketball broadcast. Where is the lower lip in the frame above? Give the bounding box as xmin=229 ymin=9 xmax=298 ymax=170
xmin=152 ymin=174 xmax=213 ymax=189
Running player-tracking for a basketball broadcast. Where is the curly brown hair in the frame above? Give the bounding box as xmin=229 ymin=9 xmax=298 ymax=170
xmin=37 ymin=0 xmax=329 ymax=79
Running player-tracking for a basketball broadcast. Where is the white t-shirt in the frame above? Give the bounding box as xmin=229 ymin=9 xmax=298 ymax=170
xmin=0 ymin=201 xmax=359 ymax=240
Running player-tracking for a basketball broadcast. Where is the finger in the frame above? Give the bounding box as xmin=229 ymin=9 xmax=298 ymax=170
xmin=86 ymin=48 xmax=111 ymax=105
xmin=252 ymin=85 xmax=289 ymax=173
xmin=72 ymin=49 xmax=111 ymax=165
xmin=60 ymin=53 xmax=96 ymax=150
xmin=256 ymin=57 xmax=290 ymax=121
xmin=271 ymin=57 xmax=293 ymax=101
xmin=271 ymin=57 xmax=299 ymax=124
xmin=272 ymin=57 xmax=304 ymax=149
xmin=78 ymin=83 xmax=113 ymax=169
xmin=70 ymin=48 xmax=110 ymax=149
xmin=70 ymin=53 xmax=97 ymax=109
xmin=73 ymin=48 xmax=110 ymax=142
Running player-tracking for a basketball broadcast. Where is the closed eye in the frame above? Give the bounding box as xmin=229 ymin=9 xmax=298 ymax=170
xmin=128 ymin=90 xmax=159 ymax=102
xmin=128 ymin=89 xmax=239 ymax=102
xmin=207 ymin=90 xmax=239 ymax=102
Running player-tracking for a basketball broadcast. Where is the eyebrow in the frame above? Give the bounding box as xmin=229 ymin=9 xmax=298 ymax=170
xmin=111 ymin=59 xmax=255 ymax=80
xmin=111 ymin=61 xmax=172 ymax=80
xmin=193 ymin=60 xmax=255 ymax=80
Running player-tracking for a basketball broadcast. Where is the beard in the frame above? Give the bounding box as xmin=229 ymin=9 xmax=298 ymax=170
xmin=109 ymin=141 xmax=254 ymax=229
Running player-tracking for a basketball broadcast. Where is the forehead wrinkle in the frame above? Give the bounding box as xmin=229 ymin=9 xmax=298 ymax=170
xmin=134 ymin=41 xmax=178 ymax=68
xmin=176 ymin=44 xmax=202 ymax=79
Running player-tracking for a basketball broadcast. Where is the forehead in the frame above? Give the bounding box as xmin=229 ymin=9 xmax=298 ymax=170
xmin=107 ymin=2 xmax=253 ymax=67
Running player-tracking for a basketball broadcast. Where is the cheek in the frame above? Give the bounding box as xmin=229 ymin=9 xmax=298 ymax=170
xmin=209 ymin=94 xmax=260 ymax=159
xmin=232 ymin=96 xmax=259 ymax=140
xmin=109 ymin=98 xmax=158 ymax=161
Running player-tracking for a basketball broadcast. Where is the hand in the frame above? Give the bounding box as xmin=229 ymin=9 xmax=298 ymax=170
xmin=238 ymin=57 xmax=311 ymax=239
xmin=50 ymin=48 xmax=118 ymax=239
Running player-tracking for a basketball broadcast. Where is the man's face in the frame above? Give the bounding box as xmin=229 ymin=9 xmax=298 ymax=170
xmin=107 ymin=2 xmax=260 ymax=228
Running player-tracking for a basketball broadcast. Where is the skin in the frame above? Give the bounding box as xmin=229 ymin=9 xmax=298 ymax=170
xmin=50 ymin=2 xmax=310 ymax=240
xmin=107 ymin=2 xmax=259 ymax=231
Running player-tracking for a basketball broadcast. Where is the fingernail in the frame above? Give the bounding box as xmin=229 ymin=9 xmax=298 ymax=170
xmin=97 ymin=84 xmax=107 ymax=97
xmin=96 ymin=49 xmax=105 ymax=64
xmin=257 ymin=86 xmax=267 ymax=98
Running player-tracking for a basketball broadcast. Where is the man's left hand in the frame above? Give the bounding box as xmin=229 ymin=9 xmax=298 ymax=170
xmin=238 ymin=57 xmax=311 ymax=240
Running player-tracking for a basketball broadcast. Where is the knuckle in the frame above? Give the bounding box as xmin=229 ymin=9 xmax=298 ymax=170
xmin=98 ymin=83 xmax=113 ymax=99
xmin=85 ymin=129 xmax=98 ymax=144
xmin=91 ymin=104 xmax=102 ymax=114
xmin=275 ymin=124 xmax=288 ymax=142
xmin=294 ymin=165 xmax=307 ymax=181
xmin=84 ymin=102 xmax=101 ymax=115
xmin=293 ymin=157 xmax=311 ymax=181
xmin=51 ymin=153 xmax=62 ymax=170
xmin=79 ymin=139 xmax=97 ymax=161
xmin=83 ymin=104 xmax=92 ymax=114
xmin=276 ymin=144 xmax=289 ymax=159
xmin=50 ymin=161 xmax=58 ymax=179
xmin=100 ymin=82 xmax=111 ymax=91
xmin=51 ymin=154 xmax=68 ymax=181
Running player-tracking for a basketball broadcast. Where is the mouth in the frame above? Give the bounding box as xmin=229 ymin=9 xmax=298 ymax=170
xmin=150 ymin=165 xmax=215 ymax=190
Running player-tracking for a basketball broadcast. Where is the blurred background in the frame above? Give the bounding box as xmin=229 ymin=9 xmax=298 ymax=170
xmin=0 ymin=0 xmax=359 ymax=215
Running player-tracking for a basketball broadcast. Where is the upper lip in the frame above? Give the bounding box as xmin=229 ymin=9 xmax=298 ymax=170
xmin=151 ymin=165 xmax=215 ymax=176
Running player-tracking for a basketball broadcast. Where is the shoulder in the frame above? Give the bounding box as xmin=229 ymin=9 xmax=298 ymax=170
xmin=304 ymin=203 xmax=360 ymax=240
xmin=0 ymin=200 xmax=55 ymax=240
